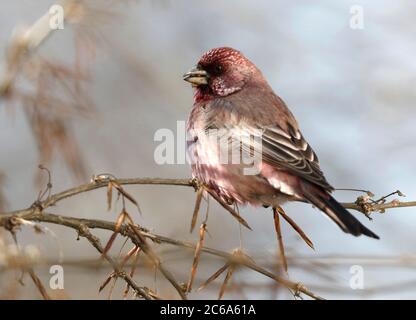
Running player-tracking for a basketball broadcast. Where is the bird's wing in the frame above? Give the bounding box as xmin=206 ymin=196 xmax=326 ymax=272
xmin=203 ymin=95 xmax=334 ymax=192
xmin=259 ymin=125 xmax=334 ymax=191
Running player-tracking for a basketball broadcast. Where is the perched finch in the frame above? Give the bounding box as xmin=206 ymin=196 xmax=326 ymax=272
xmin=183 ymin=47 xmax=378 ymax=239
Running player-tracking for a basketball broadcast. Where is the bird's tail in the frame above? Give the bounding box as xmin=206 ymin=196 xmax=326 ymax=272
xmin=301 ymin=182 xmax=379 ymax=239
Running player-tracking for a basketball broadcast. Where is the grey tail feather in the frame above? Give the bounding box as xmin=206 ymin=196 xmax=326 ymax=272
xmin=303 ymin=187 xmax=379 ymax=239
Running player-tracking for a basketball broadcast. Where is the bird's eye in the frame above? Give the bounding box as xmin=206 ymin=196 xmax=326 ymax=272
xmin=214 ymin=64 xmax=223 ymax=74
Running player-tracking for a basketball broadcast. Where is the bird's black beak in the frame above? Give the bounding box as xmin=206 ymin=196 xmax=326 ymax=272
xmin=183 ymin=66 xmax=209 ymax=87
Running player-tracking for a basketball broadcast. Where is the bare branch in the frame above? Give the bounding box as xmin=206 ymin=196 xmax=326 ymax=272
xmin=0 ymin=210 xmax=322 ymax=300
xmin=1 ymin=177 xmax=414 ymax=300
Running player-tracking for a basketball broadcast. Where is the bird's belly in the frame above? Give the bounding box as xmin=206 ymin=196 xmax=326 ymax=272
xmin=187 ymin=133 xmax=289 ymax=206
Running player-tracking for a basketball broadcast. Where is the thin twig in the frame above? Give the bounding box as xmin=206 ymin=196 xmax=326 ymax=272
xmin=277 ymin=207 xmax=314 ymax=250
xmin=273 ymin=207 xmax=288 ymax=273
xmin=2 ymin=178 xmax=413 ymax=300
xmin=0 ymin=211 xmax=322 ymax=300
xmin=190 ymin=187 xmax=203 ymax=233
xmin=28 ymin=268 xmax=51 ymax=300
xmin=76 ymin=223 xmax=153 ymax=300
xmin=205 ymin=188 xmax=252 ymax=230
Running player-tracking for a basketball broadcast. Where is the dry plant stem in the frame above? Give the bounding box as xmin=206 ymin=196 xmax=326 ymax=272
xmin=190 ymin=188 xmax=204 ymax=233
xmin=198 ymin=263 xmax=230 ymax=292
xmin=28 ymin=268 xmax=51 ymax=300
xmin=2 ymin=176 xmax=411 ymax=299
xmin=122 ymin=246 xmax=141 ymax=298
xmin=0 ymin=178 xmax=193 ymax=218
xmin=76 ymin=224 xmax=153 ymax=300
xmin=273 ymin=208 xmax=288 ymax=273
xmin=0 ymin=211 xmax=322 ymax=300
xmin=218 ymin=264 xmax=236 ymax=300
xmin=7 ymin=253 xmax=416 ymax=271
xmin=0 ymin=0 xmax=81 ymax=97
xmin=1 ymin=178 xmax=412 ymax=219
xmin=205 ymin=188 xmax=252 ymax=230
xmin=124 ymin=222 xmax=187 ymax=300
xmin=1 ymin=177 xmax=413 ymax=300
xmin=276 ymin=206 xmax=314 ymax=250
xmin=341 ymin=201 xmax=416 ymax=213
xmin=9 ymin=225 xmax=51 ymax=300
xmin=187 ymin=223 xmax=207 ymax=292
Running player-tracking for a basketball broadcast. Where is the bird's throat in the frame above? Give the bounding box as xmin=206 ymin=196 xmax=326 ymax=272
xmin=193 ymin=86 xmax=215 ymax=103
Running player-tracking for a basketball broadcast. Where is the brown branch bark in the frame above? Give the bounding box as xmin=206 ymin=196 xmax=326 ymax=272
xmin=341 ymin=201 xmax=416 ymax=213
xmin=0 ymin=210 xmax=322 ymax=300
xmin=76 ymin=223 xmax=153 ymax=300
xmin=1 ymin=176 xmax=414 ymax=300
xmin=2 ymin=178 xmax=411 ymax=218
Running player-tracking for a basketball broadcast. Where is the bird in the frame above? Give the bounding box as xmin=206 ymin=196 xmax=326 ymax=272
xmin=183 ymin=47 xmax=378 ymax=239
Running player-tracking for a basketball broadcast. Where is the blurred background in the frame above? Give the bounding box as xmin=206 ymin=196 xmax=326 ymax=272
xmin=0 ymin=0 xmax=415 ymax=299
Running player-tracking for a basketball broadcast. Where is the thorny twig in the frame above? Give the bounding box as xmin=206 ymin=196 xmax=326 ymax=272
xmin=0 ymin=177 xmax=413 ymax=299
xmin=76 ymin=223 xmax=153 ymax=300
xmin=1 ymin=178 xmax=409 ymax=218
xmin=273 ymin=207 xmax=288 ymax=273
xmin=341 ymin=189 xmax=411 ymax=219
xmin=27 ymin=269 xmax=51 ymax=300
xmin=0 ymin=210 xmax=322 ymax=300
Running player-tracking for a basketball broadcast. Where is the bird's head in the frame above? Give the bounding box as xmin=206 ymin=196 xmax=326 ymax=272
xmin=183 ymin=47 xmax=260 ymax=101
